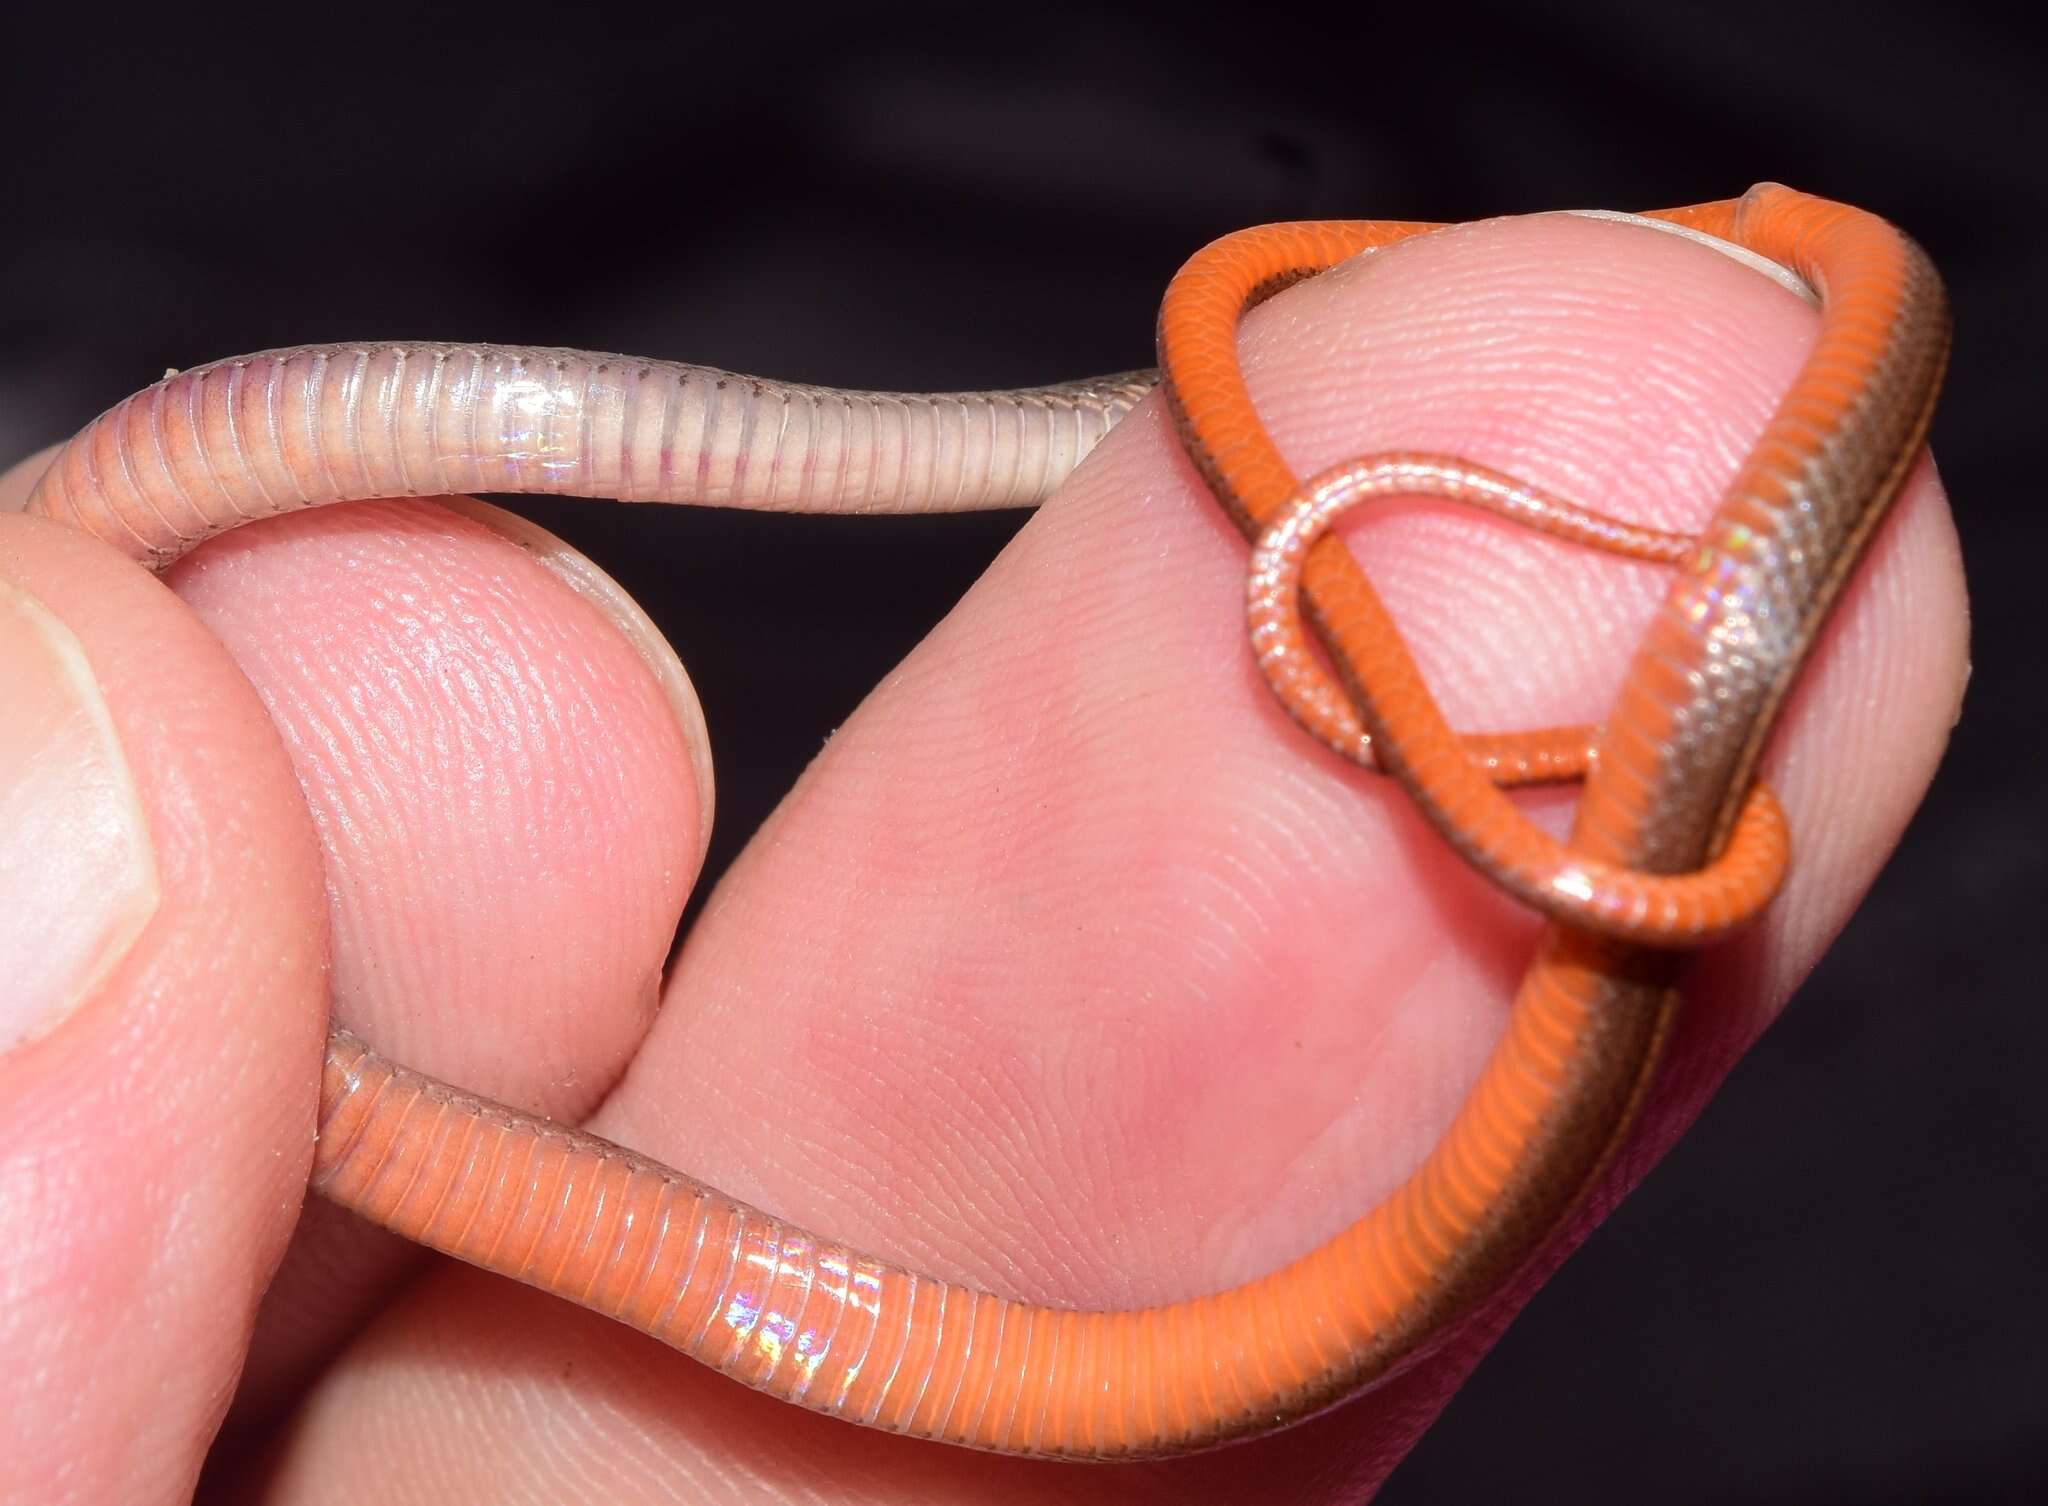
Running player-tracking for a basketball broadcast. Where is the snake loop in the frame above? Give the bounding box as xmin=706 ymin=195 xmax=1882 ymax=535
xmin=1246 ymin=452 xmax=1792 ymax=944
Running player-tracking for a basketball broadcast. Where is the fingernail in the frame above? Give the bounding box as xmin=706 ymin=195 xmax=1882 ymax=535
xmin=0 ymin=580 xmax=159 ymax=1052
xmin=438 ymin=496 xmax=718 ymax=869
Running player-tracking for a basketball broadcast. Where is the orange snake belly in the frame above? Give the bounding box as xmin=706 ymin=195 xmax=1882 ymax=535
xmin=24 ymin=183 xmax=1948 ymax=1458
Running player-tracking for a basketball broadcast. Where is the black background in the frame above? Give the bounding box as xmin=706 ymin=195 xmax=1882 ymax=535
xmin=4 ymin=10 xmax=2043 ymax=1502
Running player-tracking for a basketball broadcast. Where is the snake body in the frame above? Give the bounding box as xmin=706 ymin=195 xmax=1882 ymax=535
xmin=24 ymin=184 xmax=1947 ymax=1458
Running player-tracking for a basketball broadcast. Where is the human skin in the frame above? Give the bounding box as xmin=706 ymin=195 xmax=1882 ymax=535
xmin=0 ymin=213 xmax=1967 ymax=1503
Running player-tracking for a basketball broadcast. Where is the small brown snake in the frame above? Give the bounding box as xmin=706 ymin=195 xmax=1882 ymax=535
xmin=22 ymin=183 xmax=1948 ymax=1457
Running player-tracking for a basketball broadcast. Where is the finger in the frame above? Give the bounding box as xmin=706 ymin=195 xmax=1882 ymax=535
xmin=0 ymin=515 xmax=328 ymax=1504
xmin=0 ymin=444 xmax=63 ymax=513
xmin=156 ymin=497 xmax=711 ymax=1421
xmin=256 ymin=211 xmax=1966 ymax=1502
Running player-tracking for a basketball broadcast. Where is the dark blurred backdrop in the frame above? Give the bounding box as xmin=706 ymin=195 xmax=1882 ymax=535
xmin=4 ymin=10 xmax=2042 ymax=1502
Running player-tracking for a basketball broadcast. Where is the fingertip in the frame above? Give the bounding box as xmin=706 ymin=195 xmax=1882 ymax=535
xmin=166 ymin=497 xmax=707 ymax=1090
xmin=169 ymin=497 xmax=711 ymax=1410
xmin=441 ymin=496 xmax=717 ymax=868
xmin=0 ymin=513 xmax=328 ymax=1500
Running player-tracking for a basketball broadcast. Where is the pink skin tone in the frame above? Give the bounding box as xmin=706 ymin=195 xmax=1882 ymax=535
xmin=0 ymin=213 xmax=1966 ymax=1503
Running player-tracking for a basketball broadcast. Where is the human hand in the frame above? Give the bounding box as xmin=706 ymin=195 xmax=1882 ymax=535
xmin=0 ymin=211 xmax=1966 ymax=1503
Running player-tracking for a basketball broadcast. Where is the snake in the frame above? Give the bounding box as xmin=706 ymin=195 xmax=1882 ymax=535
xmin=22 ymin=182 xmax=1948 ymax=1459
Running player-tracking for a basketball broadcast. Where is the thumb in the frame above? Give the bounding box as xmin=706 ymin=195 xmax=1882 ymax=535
xmin=0 ymin=514 xmax=326 ymax=1503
